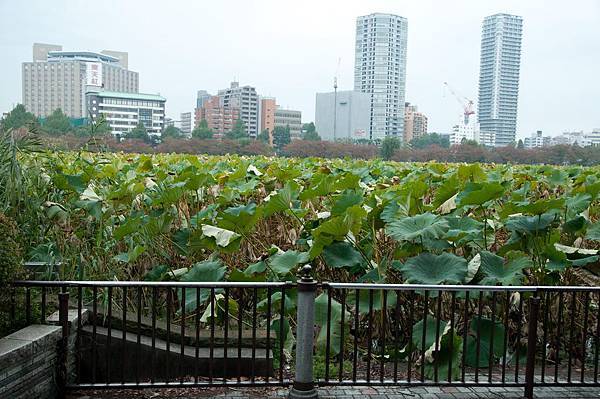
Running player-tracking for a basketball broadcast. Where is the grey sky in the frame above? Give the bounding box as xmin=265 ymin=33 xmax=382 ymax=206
xmin=1 ymin=0 xmax=598 ymax=138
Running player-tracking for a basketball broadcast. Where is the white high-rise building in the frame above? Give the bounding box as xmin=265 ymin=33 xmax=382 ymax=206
xmin=477 ymin=14 xmax=523 ymax=147
xmin=354 ymin=13 xmax=408 ymax=141
xmin=315 ymin=90 xmax=370 ymax=141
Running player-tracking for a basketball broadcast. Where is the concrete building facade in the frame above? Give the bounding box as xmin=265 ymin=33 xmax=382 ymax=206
xmin=354 ymin=13 xmax=408 ymax=141
xmin=22 ymin=43 xmax=139 ymax=118
xmin=274 ymin=108 xmax=302 ymax=140
xmin=524 ymin=130 xmax=551 ymax=148
xmin=218 ymin=82 xmax=259 ymax=137
xmin=477 ymin=14 xmax=523 ymax=147
xmin=180 ymin=112 xmax=192 ymax=136
xmin=86 ymin=90 xmax=165 ymax=136
xmin=259 ymin=97 xmax=276 ymax=134
xmin=315 ymin=90 xmax=370 ymax=141
xmin=195 ymin=95 xmax=239 ymax=135
xmin=403 ymin=102 xmax=428 ymax=143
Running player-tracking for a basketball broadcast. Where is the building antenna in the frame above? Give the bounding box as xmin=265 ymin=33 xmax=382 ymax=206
xmin=333 ymin=57 xmax=340 ymax=141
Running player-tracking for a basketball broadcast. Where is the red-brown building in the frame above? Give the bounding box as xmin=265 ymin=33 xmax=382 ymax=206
xmin=195 ymin=96 xmax=240 ymax=135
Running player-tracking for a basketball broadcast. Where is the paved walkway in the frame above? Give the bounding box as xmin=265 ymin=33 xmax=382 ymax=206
xmin=70 ymin=385 xmax=600 ymax=398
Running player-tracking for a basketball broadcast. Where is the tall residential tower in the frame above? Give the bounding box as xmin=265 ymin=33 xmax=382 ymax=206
xmin=477 ymin=14 xmax=523 ymax=147
xmin=354 ymin=13 xmax=408 ymax=141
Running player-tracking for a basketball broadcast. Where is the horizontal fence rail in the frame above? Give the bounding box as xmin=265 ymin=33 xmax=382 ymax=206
xmin=8 ymin=279 xmax=600 ymax=398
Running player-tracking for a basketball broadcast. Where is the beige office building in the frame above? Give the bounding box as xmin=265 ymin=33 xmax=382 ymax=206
xmin=275 ymin=108 xmax=302 ymax=139
xmin=403 ymin=102 xmax=428 ymax=143
xmin=22 ymin=43 xmax=138 ymax=118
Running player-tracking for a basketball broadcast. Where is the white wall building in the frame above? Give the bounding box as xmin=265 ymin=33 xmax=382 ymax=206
xmin=354 ymin=13 xmax=408 ymax=141
xmin=86 ymin=90 xmax=165 ymax=137
xmin=180 ymin=112 xmax=192 ymax=136
xmin=315 ymin=90 xmax=370 ymax=141
xmin=551 ymin=130 xmax=600 ymax=147
xmin=524 ymin=130 xmax=551 ymax=148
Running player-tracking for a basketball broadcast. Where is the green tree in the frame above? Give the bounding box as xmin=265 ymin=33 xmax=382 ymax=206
xmin=517 ymin=139 xmax=525 ymax=149
xmin=273 ymin=125 xmax=291 ymax=152
xmin=410 ymin=133 xmax=449 ymax=149
xmin=380 ymin=136 xmax=401 ymax=160
xmin=1 ymin=104 xmax=37 ymax=131
xmin=127 ymin=122 xmax=150 ymax=141
xmin=302 ymin=122 xmax=321 ymax=141
xmin=225 ymin=118 xmax=247 ymax=140
xmin=75 ymin=115 xmax=111 ymax=137
xmin=192 ymin=119 xmax=214 ymax=139
xmin=42 ymin=108 xmax=72 ymax=136
xmin=257 ymin=129 xmax=270 ymax=143
xmin=162 ymin=125 xmax=183 ymax=139
xmin=460 ymin=137 xmax=479 ymax=146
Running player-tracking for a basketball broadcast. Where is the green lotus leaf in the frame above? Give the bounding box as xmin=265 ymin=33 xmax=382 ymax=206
xmin=322 ymin=241 xmax=364 ymax=270
xmin=268 ymin=250 xmax=309 ymax=275
xmin=385 ymin=213 xmax=449 ymax=242
xmin=398 ymin=252 xmax=468 ymax=286
xmin=478 ymin=251 xmax=529 ymax=285
xmin=456 ymin=182 xmax=504 ymax=207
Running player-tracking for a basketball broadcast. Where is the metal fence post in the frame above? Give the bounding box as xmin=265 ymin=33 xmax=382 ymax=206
xmin=57 ymin=290 xmax=70 ymax=399
xmin=524 ymin=295 xmax=540 ymax=399
xmin=289 ymin=265 xmax=318 ymax=399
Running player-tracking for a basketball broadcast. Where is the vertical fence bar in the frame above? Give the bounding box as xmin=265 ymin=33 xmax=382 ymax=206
xmin=407 ymin=290 xmax=414 ymax=383
xmin=434 ymin=292 xmax=442 ymax=383
xmin=352 ymin=288 xmax=359 ymax=383
xmin=524 ymin=295 xmax=540 ymax=399
xmin=136 ymin=286 xmax=142 ymax=385
xmin=541 ymin=290 xmax=549 ymax=383
xmin=121 ymin=286 xmax=127 ymax=385
xmin=279 ymin=285 xmax=286 ymax=384
xmin=515 ymin=294 xmax=524 ymax=383
xmin=166 ymin=288 xmax=172 ymax=384
xmin=325 ymin=286 xmax=332 ymax=382
xmin=151 ymin=286 xmax=157 ymax=384
xmin=9 ymin=286 xmax=15 ymax=327
xmin=393 ymin=291 xmax=401 ymax=383
xmin=195 ymin=287 xmax=200 ymax=384
xmin=76 ymin=286 xmax=82 ymax=385
xmin=448 ymin=291 xmax=456 ymax=383
xmin=224 ymin=287 xmax=231 ymax=384
xmin=567 ymin=291 xmax=577 ymax=382
xmin=57 ymin=290 xmax=70 ymax=399
xmin=461 ymin=291 xmax=469 ymax=383
xmin=250 ymin=287 xmax=257 ymax=383
xmin=421 ymin=290 xmax=429 ymax=383
xmin=237 ymin=288 xmax=243 ymax=384
xmin=581 ymin=291 xmax=590 ymax=383
xmin=210 ymin=287 xmax=216 ymax=384
xmin=380 ymin=290 xmax=388 ymax=382
xmin=595 ymin=291 xmax=600 ymax=384
xmin=489 ymin=291 xmax=497 ymax=383
xmin=366 ymin=289 xmax=374 ymax=383
xmin=475 ymin=291 xmax=483 ymax=383
xmin=501 ymin=291 xmax=509 ymax=383
xmin=339 ymin=289 xmax=346 ymax=382
xmin=289 ymin=266 xmax=318 ymax=399
xmin=92 ymin=286 xmax=97 ymax=385
xmin=555 ymin=291 xmax=564 ymax=383
xmin=180 ymin=287 xmax=186 ymax=384
xmin=106 ymin=286 xmax=113 ymax=385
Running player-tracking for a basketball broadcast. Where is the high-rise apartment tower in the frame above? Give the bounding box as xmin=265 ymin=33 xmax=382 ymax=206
xmin=477 ymin=14 xmax=523 ymax=147
xmin=354 ymin=13 xmax=408 ymax=141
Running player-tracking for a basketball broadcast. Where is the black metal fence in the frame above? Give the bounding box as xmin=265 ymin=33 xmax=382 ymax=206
xmin=8 ymin=279 xmax=600 ymax=398
xmin=10 ymin=281 xmax=292 ymax=389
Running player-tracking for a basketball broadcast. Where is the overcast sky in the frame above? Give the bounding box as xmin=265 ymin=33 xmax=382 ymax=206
xmin=1 ymin=0 xmax=598 ymax=138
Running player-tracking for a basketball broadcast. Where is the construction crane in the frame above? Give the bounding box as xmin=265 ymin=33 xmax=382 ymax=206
xmin=443 ymin=82 xmax=475 ymax=125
